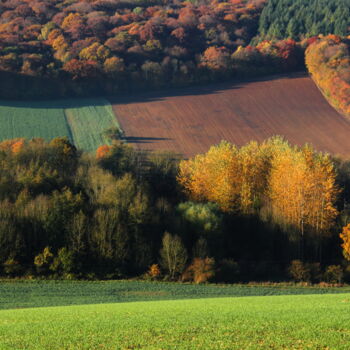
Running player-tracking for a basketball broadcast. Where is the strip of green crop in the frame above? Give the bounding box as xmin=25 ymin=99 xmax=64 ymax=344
xmin=1 ymin=280 xmax=350 ymax=310
xmin=0 ymin=100 xmax=72 ymax=143
xmin=64 ymin=98 xmax=120 ymax=152
xmin=0 ymin=98 xmax=121 ymax=152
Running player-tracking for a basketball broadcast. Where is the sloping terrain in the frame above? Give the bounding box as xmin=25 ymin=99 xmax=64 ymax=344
xmin=111 ymin=74 xmax=350 ymax=157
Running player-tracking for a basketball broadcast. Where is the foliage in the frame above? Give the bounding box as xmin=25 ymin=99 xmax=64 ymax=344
xmin=160 ymin=232 xmax=188 ymax=279
xmin=257 ymin=0 xmax=350 ymax=40
xmin=305 ymin=36 xmax=350 ymax=118
xmin=2 ymin=258 xmax=22 ymax=276
xmin=34 ymin=247 xmax=54 ymax=274
xmin=216 ymin=259 xmax=240 ymax=283
xmin=177 ymin=202 xmax=222 ymax=235
xmin=183 ymin=257 xmax=215 ymax=284
xmin=340 ymin=223 xmax=350 ymax=260
xmin=147 ymin=264 xmax=161 ymax=280
xmin=0 ymin=0 xmax=311 ymax=99
xmin=0 ymin=136 xmax=348 ymax=280
xmin=268 ymin=142 xmax=339 ymax=255
xmin=288 ymin=260 xmax=311 ymax=282
xmin=324 ymin=265 xmax=344 ymax=284
xmin=50 ymin=248 xmax=75 ymax=275
xmin=178 ymin=137 xmax=339 ymax=254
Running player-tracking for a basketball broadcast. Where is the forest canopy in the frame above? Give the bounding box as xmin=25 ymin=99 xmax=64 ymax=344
xmin=257 ymin=0 xmax=350 ymax=40
xmin=1 ymin=0 xmax=346 ymax=98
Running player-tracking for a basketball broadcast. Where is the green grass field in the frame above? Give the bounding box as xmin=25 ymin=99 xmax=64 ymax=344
xmin=1 ymin=280 xmax=350 ymax=310
xmin=0 ymin=99 xmax=120 ymax=152
xmin=0 ymin=293 xmax=349 ymax=349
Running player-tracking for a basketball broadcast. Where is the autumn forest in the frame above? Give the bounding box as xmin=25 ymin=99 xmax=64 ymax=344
xmin=0 ymin=0 xmax=349 ymax=99
xmin=0 ymin=0 xmax=350 ymax=283
xmin=0 ymin=136 xmax=349 ymax=283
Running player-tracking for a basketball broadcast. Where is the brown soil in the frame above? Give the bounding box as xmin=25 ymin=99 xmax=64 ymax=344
xmin=110 ymin=73 xmax=350 ymax=158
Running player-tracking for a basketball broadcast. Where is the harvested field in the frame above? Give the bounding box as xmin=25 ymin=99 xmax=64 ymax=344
xmin=111 ymin=73 xmax=350 ymax=157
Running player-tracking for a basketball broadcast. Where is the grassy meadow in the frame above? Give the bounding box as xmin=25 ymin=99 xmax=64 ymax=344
xmin=0 ymin=292 xmax=350 ymax=349
xmin=0 ymin=98 xmax=120 ymax=152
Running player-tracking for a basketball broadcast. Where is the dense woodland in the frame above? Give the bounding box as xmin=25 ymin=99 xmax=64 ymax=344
xmin=306 ymin=35 xmax=350 ymax=118
xmin=1 ymin=137 xmax=350 ymax=283
xmin=1 ymin=0 xmax=348 ymax=98
xmin=257 ymin=0 xmax=350 ymax=40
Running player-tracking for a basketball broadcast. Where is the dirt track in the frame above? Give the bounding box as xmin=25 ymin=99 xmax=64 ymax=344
xmin=110 ymin=74 xmax=350 ymax=157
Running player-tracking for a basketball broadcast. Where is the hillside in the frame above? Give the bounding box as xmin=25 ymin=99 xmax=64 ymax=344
xmin=111 ymin=73 xmax=350 ymax=157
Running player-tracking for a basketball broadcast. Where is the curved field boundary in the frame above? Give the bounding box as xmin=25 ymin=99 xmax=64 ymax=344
xmin=111 ymin=74 xmax=350 ymax=157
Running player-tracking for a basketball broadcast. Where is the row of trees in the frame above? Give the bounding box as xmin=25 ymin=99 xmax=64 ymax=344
xmin=306 ymin=35 xmax=350 ymax=118
xmin=1 ymin=136 xmax=350 ymax=282
xmin=0 ymin=0 xmax=349 ymax=99
xmin=1 ymin=0 xmax=333 ymax=99
xmin=0 ymin=0 xmax=270 ymax=98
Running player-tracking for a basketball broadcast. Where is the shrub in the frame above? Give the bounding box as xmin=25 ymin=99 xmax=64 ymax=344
xmin=147 ymin=264 xmax=161 ymax=280
xmin=324 ymin=265 xmax=343 ymax=284
xmin=183 ymin=257 xmax=215 ymax=284
xmin=3 ymin=258 xmax=22 ymax=276
xmin=288 ymin=260 xmax=311 ymax=282
xmin=34 ymin=247 xmax=54 ymax=275
xmin=50 ymin=247 xmax=75 ymax=275
xmin=216 ymin=259 xmax=240 ymax=283
xmin=343 ymin=264 xmax=350 ymax=283
xmin=307 ymin=262 xmax=322 ymax=283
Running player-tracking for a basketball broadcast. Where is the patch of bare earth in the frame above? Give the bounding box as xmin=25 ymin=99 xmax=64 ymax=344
xmin=110 ymin=73 xmax=350 ymax=157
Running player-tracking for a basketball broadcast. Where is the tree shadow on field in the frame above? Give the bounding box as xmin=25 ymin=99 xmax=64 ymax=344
xmin=0 ymin=97 xmax=110 ymax=109
xmin=109 ymin=72 xmax=308 ymax=105
xmin=124 ymin=136 xmax=172 ymax=144
xmin=0 ymin=71 xmax=308 ymax=108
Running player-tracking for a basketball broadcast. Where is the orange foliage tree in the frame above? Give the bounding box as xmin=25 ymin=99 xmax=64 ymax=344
xmin=96 ymin=145 xmax=111 ymax=159
xmin=178 ymin=139 xmax=272 ymax=213
xmin=306 ymin=35 xmax=350 ymax=118
xmin=269 ymin=143 xmax=339 ymax=254
xmin=178 ymin=137 xmax=339 ymax=255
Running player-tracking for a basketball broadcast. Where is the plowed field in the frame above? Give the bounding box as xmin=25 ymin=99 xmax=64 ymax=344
xmin=111 ymin=74 xmax=350 ymax=157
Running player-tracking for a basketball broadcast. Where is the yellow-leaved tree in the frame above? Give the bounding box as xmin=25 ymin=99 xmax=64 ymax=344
xmin=268 ymin=143 xmax=339 ymax=257
xmin=178 ymin=139 xmax=274 ymax=213
xmin=178 ymin=141 xmax=239 ymax=212
xmin=178 ymin=137 xmax=339 ymax=260
xmin=340 ymin=224 xmax=350 ymax=260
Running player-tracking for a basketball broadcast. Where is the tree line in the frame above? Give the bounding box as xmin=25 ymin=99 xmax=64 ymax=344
xmin=0 ymin=0 xmax=321 ymax=99
xmin=1 ymin=0 xmax=349 ymax=99
xmin=1 ymin=136 xmax=350 ymax=283
xmin=306 ymin=35 xmax=350 ymax=118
